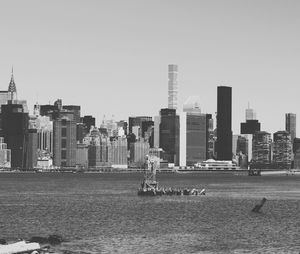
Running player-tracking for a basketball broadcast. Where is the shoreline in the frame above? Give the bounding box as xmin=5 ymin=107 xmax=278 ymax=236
xmin=1 ymin=169 xmax=300 ymax=175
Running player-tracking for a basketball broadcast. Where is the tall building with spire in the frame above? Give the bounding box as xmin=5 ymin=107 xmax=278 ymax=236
xmin=168 ymin=64 xmax=178 ymax=110
xmin=8 ymin=67 xmax=17 ymax=101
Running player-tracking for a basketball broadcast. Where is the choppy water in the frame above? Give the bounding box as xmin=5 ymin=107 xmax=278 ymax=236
xmin=0 ymin=172 xmax=299 ymax=253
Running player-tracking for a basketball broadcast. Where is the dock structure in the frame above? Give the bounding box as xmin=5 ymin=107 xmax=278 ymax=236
xmin=138 ymin=155 xmax=206 ymax=196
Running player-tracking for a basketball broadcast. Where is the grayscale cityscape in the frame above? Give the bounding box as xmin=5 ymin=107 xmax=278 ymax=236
xmin=0 ymin=1 xmax=299 ymax=254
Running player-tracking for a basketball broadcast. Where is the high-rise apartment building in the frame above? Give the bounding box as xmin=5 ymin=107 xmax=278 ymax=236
xmin=252 ymin=131 xmax=272 ymax=169
xmin=129 ymin=140 xmax=150 ymax=168
xmin=168 ymin=64 xmax=178 ymax=110
xmin=216 ymin=86 xmax=232 ymax=160
xmin=36 ymin=115 xmax=53 ymax=158
xmin=180 ymin=112 xmax=207 ymax=167
xmin=285 ymin=113 xmax=296 ymax=142
xmin=159 ymin=108 xmax=180 ymax=165
xmin=273 ymin=131 xmax=292 ymax=169
xmin=1 ymin=102 xmax=29 ymax=168
xmin=293 ymin=138 xmax=300 ymax=169
xmin=53 ymin=117 xmax=76 ymax=167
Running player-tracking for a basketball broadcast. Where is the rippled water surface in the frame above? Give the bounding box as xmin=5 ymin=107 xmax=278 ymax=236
xmin=0 ymin=172 xmax=299 ymax=253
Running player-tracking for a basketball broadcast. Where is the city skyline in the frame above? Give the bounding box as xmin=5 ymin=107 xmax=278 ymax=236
xmin=1 ymin=0 xmax=300 ymax=135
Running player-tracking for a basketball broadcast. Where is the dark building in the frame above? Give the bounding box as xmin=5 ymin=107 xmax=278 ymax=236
xmin=40 ymin=104 xmax=60 ymax=120
xmin=241 ymin=120 xmax=261 ymax=134
xmin=217 ymin=86 xmax=232 ymax=160
xmin=251 ymin=131 xmax=272 ymax=169
xmin=1 ymin=103 xmax=29 ymax=168
xmin=76 ymin=123 xmax=88 ymax=143
xmin=186 ymin=113 xmax=207 ymax=166
xmin=273 ymin=131 xmax=292 ymax=169
xmin=82 ymin=115 xmax=96 ymax=132
xmin=237 ymin=136 xmax=248 ymax=155
xmin=159 ymin=108 xmax=179 ymax=165
xmin=285 ymin=113 xmax=296 ymax=142
xmin=26 ymin=129 xmax=38 ymax=169
xmin=293 ymin=138 xmax=300 ymax=169
xmin=128 ymin=116 xmax=152 ymax=134
xmin=63 ymin=105 xmax=81 ymax=123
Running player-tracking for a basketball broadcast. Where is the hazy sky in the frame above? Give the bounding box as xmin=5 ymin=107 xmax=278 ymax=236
xmin=1 ymin=0 xmax=300 ymax=135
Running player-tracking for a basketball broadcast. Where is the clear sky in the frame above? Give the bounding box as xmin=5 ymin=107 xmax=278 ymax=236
xmin=1 ymin=0 xmax=300 ymax=135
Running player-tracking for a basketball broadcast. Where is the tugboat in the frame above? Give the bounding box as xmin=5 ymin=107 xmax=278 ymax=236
xmin=138 ymin=155 xmax=206 ymax=196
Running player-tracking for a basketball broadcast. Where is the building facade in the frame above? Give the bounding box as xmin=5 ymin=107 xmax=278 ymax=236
xmin=159 ymin=108 xmax=180 ymax=165
xmin=273 ymin=131 xmax=292 ymax=169
xmin=1 ymin=103 xmax=29 ymax=169
xmin=251 ymin=131 xmax=272 ymax=169
xmin=216 ymin=86 xmax=232 ymax=160
xmin=285 ymin=113 xmax=296 ymax=142
xmin=168 ymin=64 xmax=178 ymax=110
xmin=0 ymin=137 xmax=11 ymax=168
xmin=53 ymin=117 xmax=76 ymax=167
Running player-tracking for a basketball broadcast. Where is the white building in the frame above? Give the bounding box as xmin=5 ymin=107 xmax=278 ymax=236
xmin=168 ymin=64 xmax=178 ymax=110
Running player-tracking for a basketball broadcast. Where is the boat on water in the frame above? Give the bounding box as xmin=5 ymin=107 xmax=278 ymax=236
xmin=137 ymin=155 xmax=206 ymax=196
xmin=0 ymin=240 xmax=51 ymax=254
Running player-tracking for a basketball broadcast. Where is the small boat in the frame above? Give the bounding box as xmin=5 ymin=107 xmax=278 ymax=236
xmin=0 ymin=240 xmax=50 ymax=254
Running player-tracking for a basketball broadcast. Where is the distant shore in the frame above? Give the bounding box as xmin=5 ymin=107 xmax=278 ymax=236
xmin=1 ymin=168 xmax=300 ymax=176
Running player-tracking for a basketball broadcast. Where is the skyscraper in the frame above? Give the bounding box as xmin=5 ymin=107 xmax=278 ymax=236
xmin=216 ymin=86 xmax=232 ymax=160
xmin=53 ymin=116 xmax=76 ymax=167
xmin=1 ymin=102 xmax=29 ymax=168
xmin=168 ymin=64 xmax=178 ymax=110
xmin=285 ymin=113 xmax=296 ymax=142
xmin=252 ymin=131 xmax=272 ymax=169
xmin=273 ymin=131 xmax=292 ymax=169
xmin=159 ymin=108 xmax=180 ymax=165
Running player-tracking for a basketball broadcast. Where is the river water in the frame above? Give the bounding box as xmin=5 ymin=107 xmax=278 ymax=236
xmin=0 ymin=172 xmax=299 ymax=253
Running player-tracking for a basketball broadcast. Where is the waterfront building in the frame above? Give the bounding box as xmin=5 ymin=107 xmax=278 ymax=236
xmin=179 ymin=110 xmax=208 ymax=167
xmin=273 ymin=131 xmax=292 ymax=169
xmin=26 ymin=128 xmax=38 ymax=169
xmin=251 ymin=131 xmax=272 ymax=169
xmin=84 ymin=127 xmax=110 ymax=168
xmin=76 ymin=143 xmax=88 ymax=169
xmin=110 ymin=136 xmax=128 ymax=168
xmin=53 ymin=116 xmax=76 ymax=167
xmin=293 ymin=138 xmax=300 ymax=169
xmin=0 ymin=137 xmax=11 ymax=169
xmin=1 ymin=102 xmax=29 ymax=168
xmin=168 ymin=64 xmax=178 ymax=110
xmin=217 ymin=86 xmax=232 ymax=160
xmin=159 ymin=108 xmax=180 ymax=165
xmin=240 ymin=106 xmax=260 ymax=163
xmin=232 ymin=135 xmax=239 ymax=155
xmin=285 ymin=113 xmax=296 ymax=142
xmin=237 ymin=136 xmax=248 ymax=155
xmin=207 ymin=117 xmax=215 ymax=159
xmin=129 ymin=140 xmax=150 ymax=168
xmin=36 ymin=115 xmax=53 ymax=158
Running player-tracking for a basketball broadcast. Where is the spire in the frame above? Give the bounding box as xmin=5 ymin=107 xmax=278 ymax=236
xmin=8 ymin=66 xmax=17 ymax=93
